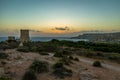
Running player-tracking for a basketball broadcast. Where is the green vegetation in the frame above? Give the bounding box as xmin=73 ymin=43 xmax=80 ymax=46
xmin=0 ymin=76 xmax=12 ymax=80
xmin=1 ymin=61 xmax=7 ymax=65
xmin=49 ymin=40 xmax=120 ymax=53
xmin=54 ymin=50 xmax=72 ymax=58
xmin=29 ymin=60 xmax=49 ymax=73
xmin=1 ymin=39 xmax=120 ymax=54
xmin=53 ymin=62 xmax=63 ymax=69
xmin=54 ymin=51 xmax=64 ymax=57
xmin=69 ymin=56 xmax=79 ymax=61
xmin=39 ymin=52 xmax=49 ymax=55
xmin=0 ymin=53 xmax=8 ymax=59
xmin=22 ymin=60 xmax=49 ymax=80
xmin=15 ymin=39 xmax=120 ymax=54
xmin=22 ymin=70 xmax=37 ymax=80
xmin=59 ymin=56 xmax=72 ymax=65
xmin=106 ymin=53 xmax=120 ymax=63
xmin=16 ymin=41 xmax=58 ymax=53
xmin=17 ymin=46 xmax=29 ymax=52
xmin=28 ymin=42 xmax=58 ymax=52
xmin=69 ymin=56 xmax=74 ymax=60
xmin=0 ymin=41 xmax=19 ymax=50
xmin=74 ymin=57 xmax=79 ymax=61
xmin=52 ymin=54 xmax=73 ymax=78
xmin=53 ymin=62 xmax=73 ymax=78
xmin=93 ymin=61 xmax=102 ymax=67
xmin=1 ymin=39 xmax=120 ymax=63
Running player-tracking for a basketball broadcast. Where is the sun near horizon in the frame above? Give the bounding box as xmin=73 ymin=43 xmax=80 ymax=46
xmin=0 ymin=0 xmax=120 ymax=37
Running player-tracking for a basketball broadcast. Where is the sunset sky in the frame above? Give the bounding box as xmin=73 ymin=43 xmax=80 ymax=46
xmin=0 ymin=0 xmax=120 ymax=37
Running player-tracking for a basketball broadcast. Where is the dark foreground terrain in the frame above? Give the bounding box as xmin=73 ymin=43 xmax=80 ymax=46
xmin=0 ymin=40 xmax=120 ymax=80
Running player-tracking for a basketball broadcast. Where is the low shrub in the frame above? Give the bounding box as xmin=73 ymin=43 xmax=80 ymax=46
xmin=54 ymin=49 xmax=72 ymax=58
xmin=0 ymin=41 xmax=19 ymax=50
xmin=54 ymin=52 xmax=64 ymax=57
xmin=22 ymin=70 xmax=37 ymax=80
xmin=62 ymin=50 xmax=71 ymax=55
xmin=0 ymin=53 xmax=8 ymax=59
xmin=17 ymin=46 xmax=29 ymax=52
xmin=93 ymin=61 xmax=102 ymax=67
xmin=107 ymin=53 xmax=120 ymax=60
xmin=85 ymin=52 xmax=94 ymax=58
xmin=37 ymin=43 xmax=58 ymax=52
xmin=53 ymin=67 xmax=72 ymax=78
xmin=39 ymin=52 xmax=49 ymax=55
xmin=69 ymin=56 xmax=74 ymax=60
xmin=0 ymin=44 xmax=10 ymax=50
xmin=1 ymin=61 xmax=7 ymax=65
xmin=53 ymin=62 xmax=63 ymax=69
xmin=59 ymin=56 xmax=72 ymax=65
xmin=8 ymin=42 xmax=19 ymax=49
xmin=29 ymin=60 xmax=49 ymax=73
xmin=0 ymin=75 xmax=12 ymax=80
xmin=53 ymin=62 xmax=72 ymax=78
xmin=51 ymin=39 xmax=60 ymax=43
xmin=74 ymin=57 xmax=79 ymax=61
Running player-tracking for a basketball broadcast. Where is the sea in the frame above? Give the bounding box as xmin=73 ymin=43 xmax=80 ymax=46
xmin=0 ymin=37 xmax=88 ymax=42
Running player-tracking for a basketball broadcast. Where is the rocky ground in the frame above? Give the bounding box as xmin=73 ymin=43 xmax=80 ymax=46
xmin=0 ymin=49 xmax=120 ymax=80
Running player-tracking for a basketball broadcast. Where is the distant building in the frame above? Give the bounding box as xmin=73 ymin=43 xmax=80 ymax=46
xmin=8 ymin=36 xmax=15 ymax=41
xmin=20 ymin=29 xmax=30 ymax=42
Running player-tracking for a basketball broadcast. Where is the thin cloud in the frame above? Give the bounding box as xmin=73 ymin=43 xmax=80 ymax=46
xmin=29 ymin=29 xmax=42 ymax=33
xmin=53 ymin=26 xmax=70 ymax=31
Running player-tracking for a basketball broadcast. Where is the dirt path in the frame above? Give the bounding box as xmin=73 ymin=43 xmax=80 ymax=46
xmin=78 ymin=56 xmax=120 ymax=72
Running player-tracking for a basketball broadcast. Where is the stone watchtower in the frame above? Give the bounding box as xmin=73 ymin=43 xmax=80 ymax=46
xmin=20 ymin=29 xmax=30 ymax=42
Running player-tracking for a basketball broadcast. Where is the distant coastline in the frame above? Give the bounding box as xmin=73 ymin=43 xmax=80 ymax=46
xmin=0 ymin=37 xmax=88 ymax=42
xmin=71 ymin=32 xmax=120 ymax=43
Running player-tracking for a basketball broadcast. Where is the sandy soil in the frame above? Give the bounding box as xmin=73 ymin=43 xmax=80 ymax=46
xmin=0 ymin=49 xmax=120 ymax=80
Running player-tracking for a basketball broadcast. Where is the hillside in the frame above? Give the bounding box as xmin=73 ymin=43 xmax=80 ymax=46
xmin=72 ymin=32 xmax=120 ymax=42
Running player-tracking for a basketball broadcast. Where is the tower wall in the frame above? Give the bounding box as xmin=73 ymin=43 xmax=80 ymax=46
xmin=20 ymin=29 xmax=29 ymax=42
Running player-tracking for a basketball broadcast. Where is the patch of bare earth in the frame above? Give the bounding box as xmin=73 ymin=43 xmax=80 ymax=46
xmin=0 ymin=49 xmax=40 ymax=80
